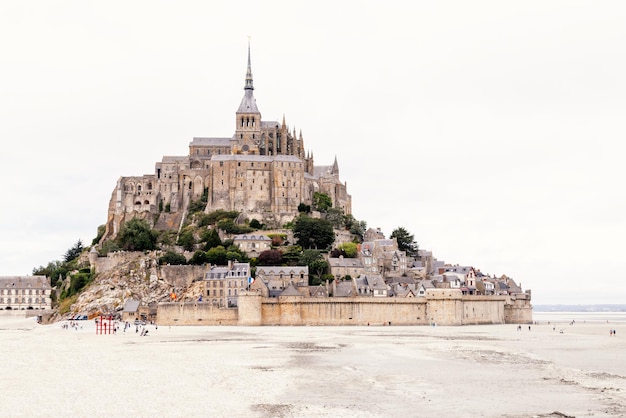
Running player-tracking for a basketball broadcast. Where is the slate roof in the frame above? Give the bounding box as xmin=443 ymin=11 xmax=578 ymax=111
xmin=211 ymin=154 xmax=302 ymax=163
xmin=189 ymin=137 xmax=232 ymax=146
xmin=123 ymin=299 xmax=140 ymax=313
xmin=334 ymin=280 xmax=355 ymax=297
xmin=280 ymin=283 xmax=303 ymax=297
xmin=0 ymin=276 xmax=50 ymax=288
xmin=234 ymin=234 xmax=272 ymax=242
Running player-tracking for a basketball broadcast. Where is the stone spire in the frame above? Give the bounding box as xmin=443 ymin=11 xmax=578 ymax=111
xmin=244 ymin=40 xmax=254 ymax=91
xmin=237 ymin=40 xmax=259 ymax=113
xmin=331 ymin=155 xmax=339 ymax=175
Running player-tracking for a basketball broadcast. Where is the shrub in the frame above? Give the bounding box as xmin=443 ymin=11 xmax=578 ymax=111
xmin=159 ymin=251 xmax=187 ymax=265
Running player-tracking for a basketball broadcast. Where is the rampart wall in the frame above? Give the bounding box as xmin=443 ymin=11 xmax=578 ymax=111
xmin=156 ymin=302 xmax=238 ymax=325
xmin=155 ymin=289 xmax=532 ymax=326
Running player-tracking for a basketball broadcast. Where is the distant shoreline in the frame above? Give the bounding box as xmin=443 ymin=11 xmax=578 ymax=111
xmin=533 ymin=304 xmax=626 ymax=312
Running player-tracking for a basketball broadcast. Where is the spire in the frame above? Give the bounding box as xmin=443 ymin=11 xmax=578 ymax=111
xmin=237 ymin=40 xmax=259 ymax=114
xmin=331 ymin=155 xmax=339 ymax=175
xmin=244 ymin=39 xmax=254 ymax=91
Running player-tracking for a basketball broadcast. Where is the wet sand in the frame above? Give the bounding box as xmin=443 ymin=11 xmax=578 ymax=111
xmin=1 ymin=314 xmax=624 ymax=417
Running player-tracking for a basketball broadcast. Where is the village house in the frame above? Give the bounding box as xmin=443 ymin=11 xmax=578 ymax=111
xmin=0 ymin=276 xmax=52 ymax=310
xmin=358 ymin=239 xmax=408 ymax=278
xmin=249 ymin=267 xmax=309 ymax=297
xmin=328 ymin=255 xmax=364 ymax=280
xmin=354 ymin=274 xmax=388 ymax=297
xmin=203 ymin=261 xmax=251 ymax=307
xmin=232 ymin=233 xmax=272 ymax=258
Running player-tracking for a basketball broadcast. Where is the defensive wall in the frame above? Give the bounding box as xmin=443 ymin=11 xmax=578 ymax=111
xmin=156 ymin=289 xmax=532 ymax=326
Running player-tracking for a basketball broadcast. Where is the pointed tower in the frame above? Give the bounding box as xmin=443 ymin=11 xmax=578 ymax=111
xmin=298 ymin=129 xmax=305 ymax=159
xmin=331 ymin=155 xmax=339 ymax=176
xmin=234 ymin=41 xmax=262 ymax=154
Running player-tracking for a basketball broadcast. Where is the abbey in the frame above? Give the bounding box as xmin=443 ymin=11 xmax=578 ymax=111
xmin=102 ymin=46 xmax=351 ymax=240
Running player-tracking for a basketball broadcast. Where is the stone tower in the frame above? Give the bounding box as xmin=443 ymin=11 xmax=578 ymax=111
xmin=233 ymin=43 xmax=262 ymax=155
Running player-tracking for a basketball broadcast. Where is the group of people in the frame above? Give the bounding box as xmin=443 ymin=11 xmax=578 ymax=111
xmin=610 ymin=329 xmax=617 ymax=336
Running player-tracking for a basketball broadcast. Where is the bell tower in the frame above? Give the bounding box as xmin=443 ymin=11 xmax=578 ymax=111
xmin=234 ymin=41 xmax=262 ymax=154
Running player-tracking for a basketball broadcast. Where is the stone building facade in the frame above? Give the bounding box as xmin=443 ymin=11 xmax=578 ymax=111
xmin=0 ymin=276 xmax=52 ymax=310
xmin=102 ymin=45 xmax=351 ymax=241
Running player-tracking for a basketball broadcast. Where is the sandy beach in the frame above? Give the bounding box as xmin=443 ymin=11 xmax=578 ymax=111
xmin=1 ymin=313 xmax=624 ymax=418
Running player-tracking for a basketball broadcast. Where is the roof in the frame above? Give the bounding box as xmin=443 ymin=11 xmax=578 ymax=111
xmin=0 ymin=276 xmax=50 ymax=288
xmin=279 ymin=283 xmax=303 ymax=297
xmin=189 ymin=137 xmax=232 ymax=147
xmin=211 ymin=154 xmax=302 ymax=163
xmin=256 ymin=266 xmax=309 ymax=276
xmin=334 ymin=280 xmax=355 ymax=297
xmin=237 ymin=89 xmax=260 ymax=113
xmin=123 ymin=299 xmax=140 ymax=313
xmin=261 ymin=121 xmax=280 ymax=129
xmin=205 ymin=263 xmax=251 ymax=280
xmin=328 ymin=257 xmax=363 ymax=268
xmin=233 ymin=234 xmax=272 ymax=241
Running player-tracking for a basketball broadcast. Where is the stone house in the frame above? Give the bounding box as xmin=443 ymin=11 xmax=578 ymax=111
xmin=416 ymin=279 xmax=436 ymax=297
xmin=358 ymin=239 xmax=407 ymax=278
xmin=328 ymin=255 xmax=364 ymax=280
xmin=203 ymin=261 xmax=251 ymax=307
xmin=233 ymin=233 xmax=272 ymax=258
xmin=0 ymin=276 xmax=52 ymax=310
xmin=249 ymin=271 xmax=309 ymax=298
xmin=354 ymin=274 xmax=388 ymax=297
xmin=255 ymin=266 xmax=309 ymax=284
xmin=122 ymin=299 xmax=141 ymax=322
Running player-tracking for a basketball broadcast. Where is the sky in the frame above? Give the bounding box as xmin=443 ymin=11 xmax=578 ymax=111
xmin=1 ymin=1 xmax=625 ymax=305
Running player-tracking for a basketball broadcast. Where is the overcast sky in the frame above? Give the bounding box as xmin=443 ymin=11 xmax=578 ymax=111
xmin=1 ymin=1 xmax=625 ymax=305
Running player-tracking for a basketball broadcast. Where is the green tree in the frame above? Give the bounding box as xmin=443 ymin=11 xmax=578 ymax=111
xmin=293 ymin=216 xmax=335 ymax=250
xmin=99 ymin=239 xmax=120 ymax=256
xmin=189 ymin=250 xmax=210 ymax=265
xmin=32 ymin=260 xmax=67 ymax=288
xmin=177 ymin=229 xmax=195 ymax=252
xmin=312 ymin=192 xmax=332 ymax=212
xmin=338 ymin=242 xmax=358 ymax=258
xmin=257 ymin=249 xmax=283 ymax=266
xmin=390 ymin=226 xmax=419 ymax=258
xmin=344 ymin=215 xmax=367 ymax=241
xmin=298 ymin=249 xmax=329 ymax=285
xmin=206 ymin=246 xmax=228 ymax=265
xmin=117 ymin=218 xmax=157 ymax=251
xmin=298 ymin=203 xmax=311 ymax=213
xmin=325 ymin=207 xmax=345 ymax=229
xmin=159 ymin=251 xmax=187 ymax=265
xmin=63 ymin=240 xmax=84 ymax=263
xmin=249 ymin=219 xmax=263 ymax=229
xmin=201 ymin=228 xmax=222 ymax=250
xmin=281 ymin=245 xmax=302 ymax=265
xmin=92 ymin=225 xmax=105 ymax=246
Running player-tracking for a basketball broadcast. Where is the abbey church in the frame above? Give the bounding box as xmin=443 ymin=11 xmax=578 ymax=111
xmin=102 ymin=46 xmax=351 ymax=240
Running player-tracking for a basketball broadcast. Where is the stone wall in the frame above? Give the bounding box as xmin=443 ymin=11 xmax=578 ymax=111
xmin=156 ymin=302 xmax=237 ymax=325
xmin=157 ymin=289 xmax=532 ymax=326
xmin=504 ymin=293 xmax=533 ymax=324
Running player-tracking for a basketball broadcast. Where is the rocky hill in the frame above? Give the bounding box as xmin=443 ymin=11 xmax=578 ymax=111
xmin=57 ymin=250 xmax=205 ymax=321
